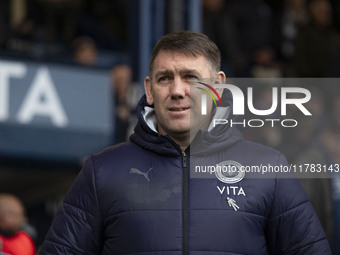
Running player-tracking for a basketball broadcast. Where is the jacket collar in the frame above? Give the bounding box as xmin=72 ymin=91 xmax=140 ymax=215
xmin=130 ymin=94 xmax=243 ymax=156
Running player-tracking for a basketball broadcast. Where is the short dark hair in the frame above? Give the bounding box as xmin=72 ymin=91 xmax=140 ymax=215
xmin=149 ymin=31 xmax=221 ymax=75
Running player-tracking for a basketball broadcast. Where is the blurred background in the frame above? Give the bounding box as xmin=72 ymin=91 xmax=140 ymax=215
xmin=0 ymin=0 xmax=339 ymax=253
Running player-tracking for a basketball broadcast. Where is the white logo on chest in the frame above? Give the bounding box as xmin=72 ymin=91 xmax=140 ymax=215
xmin=227 ymin=197 xmax=240 ymax=211
xmin=217 ymin=185 xmax=246 ymax=196
xmin=217 ymin=186 xmax=245 ymax=211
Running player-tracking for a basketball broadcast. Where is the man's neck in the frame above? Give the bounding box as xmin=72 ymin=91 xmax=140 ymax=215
xmin=170 ymin=136 xmax=189 ymax=152
xmin=158 ymin=128 xmax=190 ymax=152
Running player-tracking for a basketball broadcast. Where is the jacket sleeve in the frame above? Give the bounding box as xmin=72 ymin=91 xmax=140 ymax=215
xmin=266 ymin=153 xmax=332 ymax=255
xmin=40 ymin=157 xmax=103 ymax=254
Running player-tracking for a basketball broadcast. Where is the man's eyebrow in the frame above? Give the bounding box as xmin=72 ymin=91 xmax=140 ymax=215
xmin=152 ymin=68 xmax=203 ymax=79
xmin=154 ymin=70 xmax=173 ymax=77
xmin=179 ymin=69 xmax=201 ymax=76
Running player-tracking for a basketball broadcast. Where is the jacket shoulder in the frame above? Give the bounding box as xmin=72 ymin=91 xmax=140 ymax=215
xmin=234 ymin=139 xmax=288 ymax=166
xmin=93 ymin=141 xmax=139 ymax=159
xmin=91 ymin=141 xmax=147 ymax=167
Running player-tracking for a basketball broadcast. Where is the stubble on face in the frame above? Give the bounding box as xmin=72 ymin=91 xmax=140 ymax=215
xmin=144 ymin=51 xmax=222 ymax=150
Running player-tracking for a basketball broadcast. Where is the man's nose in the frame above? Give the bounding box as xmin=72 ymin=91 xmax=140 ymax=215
xmin=170 ymin=77 xmax=188 ymax=99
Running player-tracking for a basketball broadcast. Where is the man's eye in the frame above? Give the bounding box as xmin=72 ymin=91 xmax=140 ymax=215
xmin=185 ymin=75 xmax=199 ymax=82
xmin=158 ymin=76 xmax=172 ymax=83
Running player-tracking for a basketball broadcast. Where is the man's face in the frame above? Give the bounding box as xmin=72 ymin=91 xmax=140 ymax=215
xmin=144 ymin=51 xmax=223 ymax=140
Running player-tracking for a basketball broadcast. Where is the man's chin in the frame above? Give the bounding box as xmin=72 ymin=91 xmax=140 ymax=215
xmin=169 ymin=127 xmax=190 ymax=135
xmin=166 ymin=125 xmax=191 ymax=136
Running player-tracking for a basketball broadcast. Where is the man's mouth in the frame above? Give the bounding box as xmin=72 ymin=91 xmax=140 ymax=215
xmin=169 ymin=107 xmax=190 ymax=112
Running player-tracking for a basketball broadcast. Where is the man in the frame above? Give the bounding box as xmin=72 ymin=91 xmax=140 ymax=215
xmin=0 ymin=193 xmax=36 ymax=255
xmin=40 ymin=31 xmax=331 ymax=254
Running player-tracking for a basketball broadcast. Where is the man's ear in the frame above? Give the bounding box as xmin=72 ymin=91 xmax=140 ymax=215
xmin=144 ymin=76 xmax=154 ymax=105
xmin=215 ymin=71 xmax=226 ymax=98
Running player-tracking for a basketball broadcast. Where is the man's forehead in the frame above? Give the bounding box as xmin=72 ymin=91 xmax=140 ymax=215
xmin=154 ymin=50 xmax=204 ymax=62
xmin=154 ymin=68 xmax=201 ymax=76
xmin=152 ymin=51 xmax=211 ymax=74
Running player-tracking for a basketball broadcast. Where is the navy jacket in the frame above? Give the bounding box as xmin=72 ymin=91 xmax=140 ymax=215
xmin=40 ymin=95 xmax=331 ymax=254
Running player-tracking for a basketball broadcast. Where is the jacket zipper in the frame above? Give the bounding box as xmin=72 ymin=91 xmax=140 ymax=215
xmin=182 ymin=151 xmax=189 ymax=255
